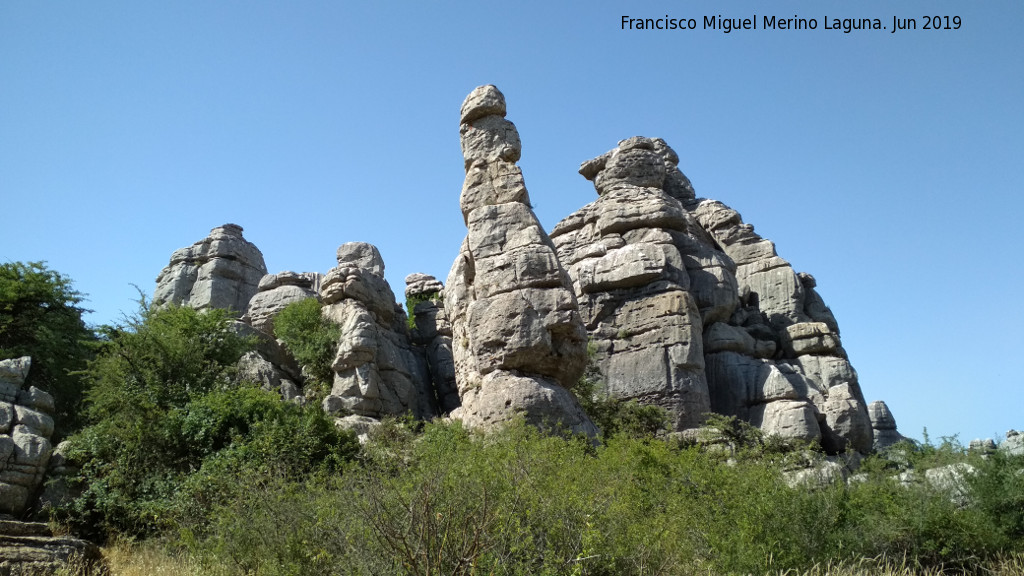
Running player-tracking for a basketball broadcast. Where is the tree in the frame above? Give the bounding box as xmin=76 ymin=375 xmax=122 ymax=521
xmin=0 ymin=261 xmax=96 ymax=437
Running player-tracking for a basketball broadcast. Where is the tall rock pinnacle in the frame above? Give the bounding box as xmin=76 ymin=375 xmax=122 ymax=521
xmin=444 ymin=85 xmax=597 ymax=436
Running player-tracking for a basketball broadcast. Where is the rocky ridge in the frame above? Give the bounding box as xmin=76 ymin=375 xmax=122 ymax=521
xmin=147 ymin=85 xmax=901 ymax=453
xmin=443 ymin=85 xmax=598 ymax=436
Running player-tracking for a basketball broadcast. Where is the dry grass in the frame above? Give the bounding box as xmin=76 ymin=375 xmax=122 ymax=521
xmin=772 ymin=553 xmax=1024 ymax=576
xmin=66 ymin=543 xmax=1024 ymax=576
xmin=88 ymin=540 xmax=227 ymax=576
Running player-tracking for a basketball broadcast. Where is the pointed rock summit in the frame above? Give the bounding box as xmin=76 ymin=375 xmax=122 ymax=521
xmin=444 ymin=85 xmax=597 ymax=436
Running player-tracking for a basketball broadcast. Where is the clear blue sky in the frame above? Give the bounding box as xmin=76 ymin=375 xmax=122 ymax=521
xmin=2 ymin=1 xmax=1021 ymax=444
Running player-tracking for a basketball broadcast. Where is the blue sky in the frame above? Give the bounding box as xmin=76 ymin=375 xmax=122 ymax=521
xmin=2 ymin=0 xmax=1021 ymax=444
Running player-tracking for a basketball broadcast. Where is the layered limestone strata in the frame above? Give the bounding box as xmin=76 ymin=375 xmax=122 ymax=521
xmin=0 ymin=357 xmax=55 ymax=516
xmin=444 ymin=85 xmax=597 ymax=436
xmin=550 ymin=137 xmax=712 ymax=430
xmin=869 ymin=400 xmax=908 ymax=451
xmin=555 ymin=136 xmax=877 ymax=452
xmin=320 ymin=243 xmax=437 ymax=420
xmin=144 ymin=88 xmax=902 ymax=451
xmin=244 ymin=271 xmax=323 ymax=337
xmin=153 ymin=223 xmax=267 ymax=316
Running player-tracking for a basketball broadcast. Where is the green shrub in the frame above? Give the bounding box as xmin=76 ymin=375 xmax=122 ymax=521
xmin=273 ymin=298 xmax=338 ymax=389
xmin=57 ymin=303 xmax=358 ymax=542
xmin=404 ymin=290 xmax=441 ymax=331
xmin=571 ymin=357 xmax=668 ymax=441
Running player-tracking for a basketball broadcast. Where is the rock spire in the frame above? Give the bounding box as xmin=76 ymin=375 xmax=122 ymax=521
xmin=444 ymin=85 xmax=597 ymax=436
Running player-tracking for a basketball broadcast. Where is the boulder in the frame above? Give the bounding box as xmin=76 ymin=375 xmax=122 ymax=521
xmin=0 ymin=520 xmax=103 ymax=575
xmin=245 ymin=271 xmax=322 ymax=336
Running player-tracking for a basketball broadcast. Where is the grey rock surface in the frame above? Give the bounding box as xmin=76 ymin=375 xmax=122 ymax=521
xmin=0 ymin=358 xmax=55 ymax=516
xmin=0 ymin=519 xmax=103 ymax=575
xmin=405 ymin=275 xmax=459 ymax=414
xmin=0 ymin=358 xmax=55 ymax=517
xmin=245 ymin=272 xmax=322 ymax=336
xmin=321 ymin=243 xmax=437 ymax=421
xmin=552 ymin=137 xmax=712 ymax=431
xmin=153 ymin=224 xmax=267 ymax=316
xmin=445 ymin=85 xmax=597 ymax=437
xmin=553 ymin=135 xmax=880 ymax=451
xmin=1000 ymin=429 xmax=1023 ymax=456
xmin=868 ymin=400 xmax=908 ymax=451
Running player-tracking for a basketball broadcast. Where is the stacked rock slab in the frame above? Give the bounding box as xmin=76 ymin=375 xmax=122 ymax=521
xmin=444 ymin=85 xmax=597 ymax=436
xmin=245 ymin=271 xmax=323 ymax=336
xmin=690 ymin=187 xmax=873 ymax=453
xmin=554 ymin=136 xmax=880 ymax=452
xmin=238 ymin=271 xmax=323 ymax=401
xmin=153 ymin=224 xmax=267 ymax=316
xmin=0 ymin=358 xmax=54 ymax=516
xmin=405 ymin=274 xmax=459 ymax=414
xmin=0 ymin=520 xmax=102 ymax=575
xmin=549 ymin=137 xmax=712 ymax=430
xmin=320 ymin=243 xmax=437 ymax=420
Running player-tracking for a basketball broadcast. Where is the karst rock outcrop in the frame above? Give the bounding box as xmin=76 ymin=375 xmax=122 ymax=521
xmin=0 ymin=357 xmax=55 ymax=517
xmin=553 ymin=135 xmax=876 ymax=452
xmin=146 ymin=86 xmax=902 ymax=452
xmin=443 ymin=85 xmax=598 ymax=436
xmin=320 ymin=243 xmax=437 ymax=420
xmin=153 ymin=223 xmax=267 ymax=316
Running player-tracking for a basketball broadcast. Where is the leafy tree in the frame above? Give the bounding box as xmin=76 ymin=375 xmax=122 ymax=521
xmin=0 ymin=261 xmax=96 ymax=437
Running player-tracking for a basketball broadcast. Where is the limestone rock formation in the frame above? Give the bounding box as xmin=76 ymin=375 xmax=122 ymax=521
xmin=405 ymin=274 xmax=459 ymax=414
xmin=444 ymin=85 xmax=597 ymax=437
xmin=153 ymin=224 xmax=267 ymax=316
xmin=868 ymin=400 xmax=908 ymax=451
xmin=320 ymin=243 xmax=437 ymax=420
xmin=1001 ymin=430 xmax=1023 ymax=456
xmin=0 ymin=519 xmax=102 ymax=575
xmin=244 ymin=271 xmax=322 ymax=336
xmin=0 ymin=357 xmax=55 ymax=516
xmin=551 ymin=136 xmax=712 ymax=430
xmin=554 ymin=135 xmax=883 ymax=452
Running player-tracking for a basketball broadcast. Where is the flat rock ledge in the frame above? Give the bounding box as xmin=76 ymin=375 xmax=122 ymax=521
xmin=0 ymin=519 xmax=103 ymax=575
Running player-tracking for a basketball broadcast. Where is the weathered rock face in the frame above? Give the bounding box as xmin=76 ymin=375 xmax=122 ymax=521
xmin=0 ymin=358 xmax=55 ymax=517
xmin=153 ymin=224 xmax=267 ymax=316
xmin=405 ymin=274 xmax=459 ymax=414
xmin=554 ymin=136 xmax=884 ymax=452
xmin=321 ymin=243 xmax=437 ymax=420
xmin=0 ymin=519 xmax=103 ymax=575
xmin=869 ymin=400 xmax=908 ymax=451
xmin=445 ymin=85 xmax=597 ymax=437
xmin=245 ymin=271 xmax=322 ymax=336
xmin=551 ymin=137 xmax=712 ymax=430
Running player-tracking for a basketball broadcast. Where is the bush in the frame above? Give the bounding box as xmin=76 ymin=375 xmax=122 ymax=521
xmin=0 ymin=261 xmax=96 ymax=437
xmin=58 ymin=303 xmax=358 ymax=541
xmin=571 ymin=355 xmax=668 ymax=441
xmin=273 ymin=298 xmax=338 ymax=389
